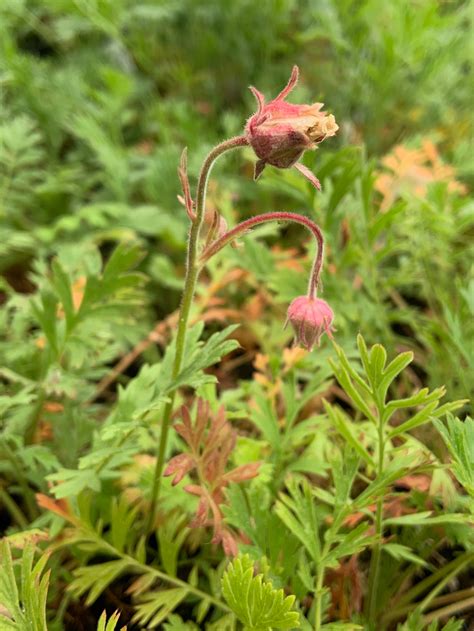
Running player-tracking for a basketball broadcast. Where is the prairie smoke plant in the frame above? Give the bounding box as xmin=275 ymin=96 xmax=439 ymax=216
xmin=148 ymin=66 xmax=336 ymax=530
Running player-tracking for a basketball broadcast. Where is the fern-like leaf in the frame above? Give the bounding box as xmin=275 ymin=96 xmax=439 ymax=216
xmin=0 ymin=116 xmax=45 ymax=215
xmin=68 ymin=559 xmax=130 ymax=606
xmin=131 ymin=588 xmax=188 ymax=629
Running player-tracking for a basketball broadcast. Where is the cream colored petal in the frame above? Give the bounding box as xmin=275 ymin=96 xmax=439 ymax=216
xmin=261 ymin=114 xmax=324 ymax=132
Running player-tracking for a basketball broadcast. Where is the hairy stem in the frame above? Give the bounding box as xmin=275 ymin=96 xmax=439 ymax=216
xmin=200 ymin=211 xmax=325 ymax=298
xmin=146 ymin=136 xmax=248 ymax=532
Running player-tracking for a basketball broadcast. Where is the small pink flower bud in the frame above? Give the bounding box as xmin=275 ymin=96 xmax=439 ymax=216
xmin=286 ymin=296 xmax=334 ymax=351
xmin=246 ymin=66 xmax=338 ymax=183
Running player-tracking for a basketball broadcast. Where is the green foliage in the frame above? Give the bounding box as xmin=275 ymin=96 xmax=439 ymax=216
xmin=0 ymin=1 xmax=472 ymax=629
xmin=0 ymin=540 xmax=49 ymax=631
xmin=68 ymin=559 xmax=131 ymax=606
xmin=132 ymin=588 xmax=189 ymax=629
xmin=434 ymin=415 xmax=474 ymax=498
xmin=222 ymin=555 xmax=300 ymax=630
xmin=397 ymin=611 xmax=464 ymax=631
xmin=96 ymin=610 xmax=127 ymax=631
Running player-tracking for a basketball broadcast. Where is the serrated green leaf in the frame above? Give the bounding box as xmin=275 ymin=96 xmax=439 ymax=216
xmin=222 ymin=555 xmax=300 ymax=630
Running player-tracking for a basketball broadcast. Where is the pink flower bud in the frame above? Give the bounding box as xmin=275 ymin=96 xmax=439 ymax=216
xmin=286 ymin=296 xmax=334 ymax=351
xmin=246 ymin=66 xmax=338 ymax=182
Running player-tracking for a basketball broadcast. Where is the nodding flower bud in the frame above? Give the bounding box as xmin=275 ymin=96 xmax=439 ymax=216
xmin=286 ymin=296 xmax=334 ymax=351
xmin=246 ymin=66 xmax=338 ymax=183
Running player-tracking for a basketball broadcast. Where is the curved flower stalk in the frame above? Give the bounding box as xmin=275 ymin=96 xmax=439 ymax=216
xmin=200 ymin=210 xmax=334 ymax=351
xmin=147 ymin=66 xmax=337 ymax=531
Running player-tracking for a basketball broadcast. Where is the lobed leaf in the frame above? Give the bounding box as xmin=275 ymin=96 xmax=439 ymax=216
xmin=222 ymin=555 xmax=300 ymax=630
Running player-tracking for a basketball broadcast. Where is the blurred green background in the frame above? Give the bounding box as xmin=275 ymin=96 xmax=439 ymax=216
xmin=1 ymin=0 xmax=472 ymax=402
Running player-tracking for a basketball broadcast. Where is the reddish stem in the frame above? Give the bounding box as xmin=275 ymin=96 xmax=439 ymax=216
xmin=200 ymin=211 xmax=325 ymax=298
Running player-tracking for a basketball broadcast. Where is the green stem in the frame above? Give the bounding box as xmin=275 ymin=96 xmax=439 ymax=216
xmin=314 ymin=565 xmax=325 ymax=631
xmin=129 ymin=556 xmax=231 ymax=613
xmin=314 ymin=536 xmax=332 ymax=631
xmin=365 ymin=412 xmax=385 ymax=625
xmin=0 ymin=487 xmax=29 ymax=529
xmin=422 ymin=595 xmax=474 ymax=625
xmin=382 ymin=586 xmax=474 ymax=625
xmin=1 ymin=440 xmax=38 ymax=520
xmin=75 ymin=526 xmax=231 ymax=613
xmin=24 ymin=388 xmax=46 ymax=444
xmin=395 ymin=550 xmax=474 ymax=609
xmin=418 ymin=553 xmax=474 ymax=613
xmin=146 ymin=136 xmax=248 ymax=532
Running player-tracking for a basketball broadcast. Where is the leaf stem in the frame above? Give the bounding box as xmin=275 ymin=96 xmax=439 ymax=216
xmin=146 ymin=136 xmax=248 ymax=532
xmin=76 ymin=525 xmax=232 ymax=613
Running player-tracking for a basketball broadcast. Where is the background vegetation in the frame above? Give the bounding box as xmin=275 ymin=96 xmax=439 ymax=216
xmin=0 ymin=1 xmax=472 ymax=630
